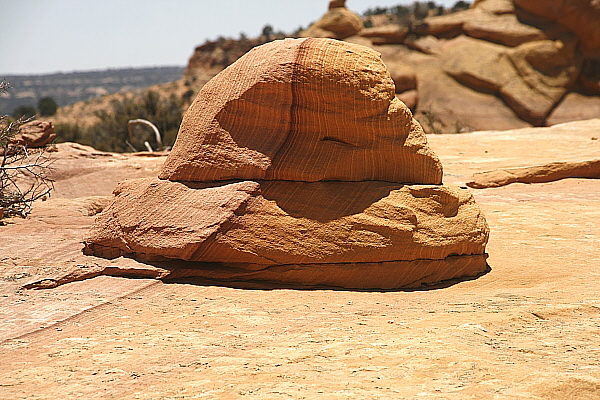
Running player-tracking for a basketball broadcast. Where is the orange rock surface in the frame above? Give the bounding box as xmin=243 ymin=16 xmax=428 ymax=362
xmin=300 ymin=0 xmax=363 ymax=39
xmin=161 ymin=38 xmax=442 ymax=184
xmin=85 ymin=38 xmax=489 ymax=289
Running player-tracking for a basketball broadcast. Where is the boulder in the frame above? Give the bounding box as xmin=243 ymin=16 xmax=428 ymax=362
xmin=160 ymin=38 xmax=443 ymax=184
xmin=501 ymin=38 xmax=580 ymax=123
xmin=85 ymin=38 xmax=489 ymax=290
xmin=513 ymin=0 xmax=600 ymax=56
xmin=413 ymin=7 xmax=548 ymax=47
xmin=11 ymin=120 xmax=56 ymax=148
xmin=404 ymin=35 xmax=445 ymax=55
xmin=301 ymin=0 xmax=363 ymax=40
xmin=387 ymin=62 xmax=418 ymax=93
xmin=443 ymin=36 xmax=515 ymax=93
xmin=413 ymin=11 xmax=471 ymax=38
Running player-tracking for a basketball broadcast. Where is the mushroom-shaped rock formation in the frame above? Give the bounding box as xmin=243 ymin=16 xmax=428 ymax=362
xmin=84 ymin=38 xmax=489 ymax=290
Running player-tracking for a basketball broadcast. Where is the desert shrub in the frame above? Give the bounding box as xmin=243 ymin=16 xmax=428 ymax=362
xmin=37 ymin=96 xmax=58 ymax=116
xmin=53 ymin=90 xmax=182 ymax=152
xmin=88 ymin=90 xmax=183 ymax=152
xmin=364 ymin=6 xmax=390 ymax=15
xmin=1 ymin=80 xmax=53 ymax=218
xmin=452 ymin=1 xmax=471 ymax=12
xmin=12 ymin=104 xmax=37 ymax=119
xmin=261 ymin=24 xmax=274 ymax=41
xmin=54 ymin=122 xmax=89 ymax=144
xmin=363 ymin=1 xmax=470 ymax=23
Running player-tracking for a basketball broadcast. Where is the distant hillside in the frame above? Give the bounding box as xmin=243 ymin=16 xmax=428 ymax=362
xmin=0 ymin=66 xmax=185 ymax=115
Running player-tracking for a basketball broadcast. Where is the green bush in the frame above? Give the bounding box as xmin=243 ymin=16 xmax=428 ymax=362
xmin=55 ymin=89 xmax=183 ymax=152
xmin=12 ymin=104 xmax=37 ymax=119
xmin=452 ymin=1 xmax=471 ymax=12
xmin=37 ymin=96 xmax=58 ymax=116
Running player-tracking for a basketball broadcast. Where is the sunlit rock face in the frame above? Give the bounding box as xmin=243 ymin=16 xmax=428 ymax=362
xmin=85 ymin=38 xmax=489 ymax=290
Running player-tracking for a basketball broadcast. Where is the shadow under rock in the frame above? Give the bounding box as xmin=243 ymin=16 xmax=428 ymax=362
xmin=258 ymin=180 xmax=399 ymax=222
xmin=142 ymin=258 xmax=492 ymax=293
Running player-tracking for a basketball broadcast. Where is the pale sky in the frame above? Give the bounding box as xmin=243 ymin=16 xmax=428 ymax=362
xmin=1 ymin=0 xmax=460 ymax=75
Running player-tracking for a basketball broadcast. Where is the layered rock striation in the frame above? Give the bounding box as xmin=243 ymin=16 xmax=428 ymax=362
xmin=85 ymin=38 xmax=489 ymax=289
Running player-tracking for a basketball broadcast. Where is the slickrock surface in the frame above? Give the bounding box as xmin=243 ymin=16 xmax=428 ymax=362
xmin=1 ymin=119 xmax=599 ymax=398
xmin=85 ymin=38 xmax=489 ymax=289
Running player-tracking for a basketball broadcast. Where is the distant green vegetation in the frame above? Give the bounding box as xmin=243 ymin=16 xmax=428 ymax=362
xmin=55 ymin=90 xmax=183 ymax=152
xmin=0 ymin=66 xmax=185 ymax=115
xmin=363 ymin=1 xmax=471 ymax=24
xmin=11 ymin=104 xmax=37 ymax=119
xmin=37 ymin=97 xmax=57 ymax=116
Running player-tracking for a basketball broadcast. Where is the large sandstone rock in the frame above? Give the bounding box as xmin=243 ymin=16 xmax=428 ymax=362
xmin=387 ymin=62 xmax=418 ymax=93
xmin=443 ymin=36 xmax=515 ymax=93
xmin=397 ymin=90 xmax=418 ymax=112
xmin=414 ymin=7 xmax=549 ymax=48
xmin=11 ymin=120 xmax=56 ymax=148
xmin=301 ymin=0 xmax=363 ymax=40
xmin=86 ymin=179 xmax=488 ymax=266
xmin=85 ymin=38 xmax=489 ymax=290
xmin=404 ymin=35 xmax=445 ymax=55
xmin=413 ymin=11 xmax=471 ymax=38
xmin=161 ymin=38 xmax=442 ymax=184
xmin=501 ymin=38 xmax=580 ymax=123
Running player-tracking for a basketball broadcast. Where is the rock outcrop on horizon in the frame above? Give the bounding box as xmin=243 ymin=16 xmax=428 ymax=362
xmin=47 ymin=0 xmax=600 ymax=140
xmin=300 ymin=0 xmax=363 ymax=40
xmin=356 ymin=0 xmax=600 ymax=129
xmin=84 ymin=38 xmax=489 ymax=290
xmin=178 ymin=0 xmax=600 ymax=133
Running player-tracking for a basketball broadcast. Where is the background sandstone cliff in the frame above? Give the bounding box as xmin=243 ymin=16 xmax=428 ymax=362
xmin=49 ymin=0 xmax=600 ymax=142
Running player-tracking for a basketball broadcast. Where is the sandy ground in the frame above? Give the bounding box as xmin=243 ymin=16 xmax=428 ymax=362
xmin=1 ymin=120 xmax=599 ymax=399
